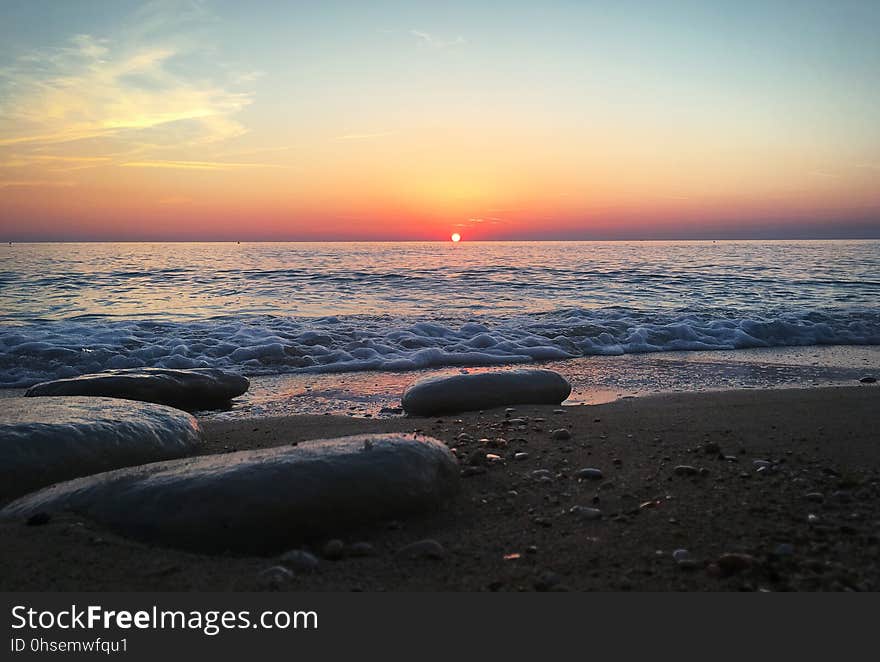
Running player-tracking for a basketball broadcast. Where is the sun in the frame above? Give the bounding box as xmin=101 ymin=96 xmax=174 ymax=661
xmin=451 ymin=233 xmax=461 ymax=242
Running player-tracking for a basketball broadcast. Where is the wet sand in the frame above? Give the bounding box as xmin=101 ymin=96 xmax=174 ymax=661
xmin=202 ymin=345 xmax=880 ymax=419
xmin=1 ymin=384 xmax=878 ymax=591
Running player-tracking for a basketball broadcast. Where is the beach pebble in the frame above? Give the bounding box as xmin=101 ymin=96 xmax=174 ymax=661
xmin=0 ymin=434 xmax=458 ymax=554
xmin=672 ymin=548 xmax=691 ymax=563
xmin=534 ymin=571 xmax=562 ymax=591
xmin=0 ymin=396 xmax=201 ymax=500
xmin=514 ymin=452 xmax=530 ymax=461
xmin=717 ymin=553 xmax=755 ymax=575
xmin=574 ymin=467 xmax=603 ymax=480
xmin=25 ymin=367 xmax=249 ymax=411
xmin=859 ymin=376 xmax=877 ymax=383
xmin=551 ymin=428 xmax=571 ymax=441
xmin=401 ymin=369 xmax=571 ymax=416
xmin=673 ymin=465 xmax=700 ymax=476
xmin=279 ymin=549 xmax=320 ymax=571
xmin=569 ymin=505 xmax=603 ymax=520
xmin=804 ymin=492 xmax=824 ymax=502
xmin=257 ymin=565 xmax=293 ymax=588
xmin=395 ymin=539 xmax=446 ymax=560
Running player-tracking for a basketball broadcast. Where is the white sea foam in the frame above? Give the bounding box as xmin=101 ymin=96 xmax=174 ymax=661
xmin=1 ymin=308 xmax=877 ymax=388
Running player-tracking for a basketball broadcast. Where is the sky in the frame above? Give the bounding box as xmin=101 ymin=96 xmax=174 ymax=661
xmin=1 ymin=0 xmax=879 ymax=241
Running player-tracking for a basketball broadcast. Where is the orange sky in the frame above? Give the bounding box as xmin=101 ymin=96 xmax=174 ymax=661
xmin=2 ymin=1 xmax=879 ymax=240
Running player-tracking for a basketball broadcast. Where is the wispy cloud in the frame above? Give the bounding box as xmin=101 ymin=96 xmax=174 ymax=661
xmin=410 ymin=30 xmax=465 ymax=48
xmin=0 ymin=179 xmax=76 ymax=188
xmin=120 ymin=159 xmax=285 ymax=171
xmin=0 ymin=3 xmax=254 ymax=165
xmin=454 ymin=217 xmax=508 ymax=228
xmin=333 ymin=131 xmax=395 ymax=141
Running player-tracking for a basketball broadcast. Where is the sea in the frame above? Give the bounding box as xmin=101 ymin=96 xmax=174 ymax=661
xmin=2 ymin=240 xmax=878 ymax=416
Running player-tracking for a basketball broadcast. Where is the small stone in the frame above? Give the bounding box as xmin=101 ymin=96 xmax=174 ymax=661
xmin=805 ymin=492 xmax=824 ymax=502
xmin=256 ymin=565 xmax=293 ymax=587
xmin=551 ymin=428 xmax=571 ymax=441
xmin=514 ymin=452 xmax=530 ymax=461
xmin=534 ymin=571 xmax=561 ymax=591
xmin=574 ymin=467 xmax=603 ymax=480
xmin=322 ymin=539 xmax=345 ymax=560
xmin=279 ymin=549 xmax=320 ymax=571
xmin=569 ymin=505 xmax=603 ymax=520
xmin=531 ymin=469 xmax=553 ymax=481
xmin=672 ymin=548 xmax=691 ymax=563
xmin=395 ymin=539 xmax=446 ymax=560
xmin=807 ymin=513 xmax=820 ymax=524
xmin=526 ymin=545 xmax=538 ymax=554
xmin=25 ymin=512 xmax=51 ymax=526
xmin=859 ymin=376 xmax=877 ymax=383
xmin=349 ymin=542 xmax=376 ymax=557
xmin=485 ymin=453 xmax=503 ymax=464
xmin=753 ymin=459 xmax=773 ymax=470
xmin=717 ymin=553 xmax=755 ymax=575
xmin=673 ymin=465 xmax=699 ymax=476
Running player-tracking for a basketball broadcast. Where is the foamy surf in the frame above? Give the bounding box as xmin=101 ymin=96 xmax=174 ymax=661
xmin=1 ymin=307 xmax=878 ymax=388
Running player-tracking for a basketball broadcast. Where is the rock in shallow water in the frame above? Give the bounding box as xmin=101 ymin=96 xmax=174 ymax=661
xmin=1 ymin=434 xmax=459 ymax=555
xmin=401 ymin=369 xmax=571 ymax=416
xmin=25 ymin=367 xmax=249 ymax=411
xmin=0 ymin=396 xmax=201 ymax=500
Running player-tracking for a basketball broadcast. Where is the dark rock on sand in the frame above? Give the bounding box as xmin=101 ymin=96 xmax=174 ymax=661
xmin=257 ymin=565 xmax=293 ymax=588
xmin=395 ymin=539 xmax=446 ymax=560
xmin=673 ymin=465 xmax=700 ymax=476
xmin=401 ymin=369 xmax=571 ymax=416
xmin=717 ymin=553 xmax=755 ymax=575
xmin=0 ymin=396 xmax=201 ymax=500
xmin=25 ymin=367 xmax=249 ymax=411
xmin=1 ymin=434 xmax=458 ymax=555
xmin=859 ymin=376 xmax=877 ymax=383
xmin=279 ymin=549 xmax=320 ymax=571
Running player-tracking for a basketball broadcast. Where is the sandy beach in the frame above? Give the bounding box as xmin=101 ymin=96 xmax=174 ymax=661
xmin=1 ymin=384 xmax=877 ymax=592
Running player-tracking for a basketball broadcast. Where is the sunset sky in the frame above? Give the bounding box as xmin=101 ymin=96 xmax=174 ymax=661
xmin=1 ymin=0 xmax=879 ymax=241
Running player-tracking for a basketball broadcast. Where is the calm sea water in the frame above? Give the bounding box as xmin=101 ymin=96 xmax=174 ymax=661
xmin=1 ymin=240 xmax=878 ymax=388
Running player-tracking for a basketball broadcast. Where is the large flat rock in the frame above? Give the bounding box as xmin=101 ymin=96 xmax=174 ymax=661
xmin=402 ymin=369 xmax=572 ymax=416
xmin=0 ymin=397 xmax=201 ymax=500
xmin=1 ymin=434 xmax=459 ymax=554
xmin=25 ymin=367 xmax=249 ymax=411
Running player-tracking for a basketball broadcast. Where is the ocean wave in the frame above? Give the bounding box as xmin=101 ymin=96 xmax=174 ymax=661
xmin=1 ymin=307 xmax=878 ymax=388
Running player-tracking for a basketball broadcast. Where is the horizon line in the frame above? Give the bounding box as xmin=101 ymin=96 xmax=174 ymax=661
xmin=5 ymin=236 xmax=880 ymax=244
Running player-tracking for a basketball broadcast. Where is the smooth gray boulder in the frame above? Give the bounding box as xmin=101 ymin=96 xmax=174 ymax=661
xmin=1 ymin=434 xmax=459 ymax=554
xmin=25 ymin=367 xmax=249 ymax=411
xmin=0 ymin=397 xmax=201 ymax=500
xmin=402 ymin=369 xmax=572 ymax=416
